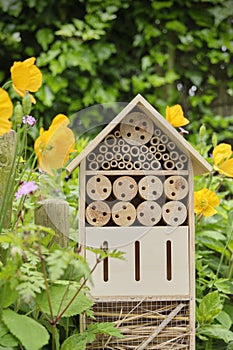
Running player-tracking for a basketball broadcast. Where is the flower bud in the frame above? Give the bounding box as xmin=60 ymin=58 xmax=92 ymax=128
xmin=212 ymin=133 xmax=217 ymax=148
xmin=14 ymin=102 xmax=23 ymax=125
xmin=22 ymin=91 xmax=32 ymax=115
xmin=199 ymin=124 xmax=206 ymax=141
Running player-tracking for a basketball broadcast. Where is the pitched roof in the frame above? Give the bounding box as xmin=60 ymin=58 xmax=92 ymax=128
xmin=66 ymin=94 xmax=212 ymax=175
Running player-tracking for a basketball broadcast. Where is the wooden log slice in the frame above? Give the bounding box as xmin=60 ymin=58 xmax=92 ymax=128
xmin=112 ymin=201 xmax=136 ymax=226
xmin=138 ymin=176 xmax=163 ymax=200
xmin=137 ymin=201 xmax=162 ymax=226
xmin=113 ymin=176 xmax=138 ymax=201
xmin=164 ymin=176 xmax=189 ymax=200
xmin=87 ymin=175 xmax=112 ymax=200
xmin=162 ymin=201 xmax=187 ymax=226
xmin=86 ymin=201 xmax=111 ymax=226
xmin=120 ymin=112 xmax=154 ymax=145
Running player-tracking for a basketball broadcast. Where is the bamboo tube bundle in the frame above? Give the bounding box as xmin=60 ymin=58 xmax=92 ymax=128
xmin=126 ymin=162 xmax=133 ymax=170
xmin=142 ymin=162 xmax=150 ymax=170
xmin=120 ymin=112 xmax=154 ymax=145
xmin=118 ymin=138 xmax=125 ymax=147
xmin=138 ymin=153 xmax=146 ymax=163
xmin=146 ymin=152 xmax=154 ymax=161
xmin=140 ymin=145 xmax=149 ymax=154
xmin=87 ymin=152 xmax=96 ymax=162
xmin=86 ymin=175 xmax=112 ymax=200
xmin=86 ymin=201 xmax=111 ymax=226
xmin=114 ymin=130 xmax=121 ymax=138
xmin=99 ymin=144 xmax=108 ymax=153
xmin=115 ymin=153 xmax=122 ymax=161
xmin=134 ymin=161 xmax=142 ymax=170
xmin=122 ymin=144 xmax=131 ymax=153
xmin=149 ymin=145 xmax=157 ymax=154
xmin=101 ymin=161 xmax=111 ymax=170
xmin=118 ymin=161 xmax=125 ymax=169
xmin=138 ymin=176 xmax=163 ymax=200
xmin=112 ymin=201 xmax=136 ymax=226
xmin=130 ymin=146 xmax=140 ymax=157
xmin=179 ymin=154 xmax=188 ymax=163
xmin=164 ymin=176 xmax=188 ymax=200
xmin=113 ymin=144 xmax=121 ymax=153
xmin=113 ymin=176 xmax=138 ymax=201
xmin=137 ymin=201 xmax=162 ymax=226
xmin=164 ymin=160 xmax=175 ymax=170
xmin=154 ymin=152 xmax=162 ymax=161
xmin=160 ymin=134 xmax=169 ymax=144
xmin=96 ymin=154 xmax=104 ymax=163
xmin=170 ymin=151 xmax=179 ymax=161
xmin=122 ymin=153 xmax=132 ymax=163
xmin=151 ymin=160 xmax=161 ymax=170
xmin=105 ymin=151 xmax=114 ymax=161
xmin=162 ymin=153 xmax=170 ymax=161
xmin=162 ymin=201 xmax=187 ymax=226
xmin=154 ymin=128 xmax=162 ymax=137
xmin=157 ymin=144 xmax=166 ymax=153
xmin=105 ymin=134 xmax=117 ymax=147
xmin=151 ymin=136 xmax=160 ymax=146
xmin=176 ymin=162 xmax=184 ymax=170
xmin=110 ymin=159 xmax=118 ymax=168
xmin=88 ymin=161 xmax=99 ymax=171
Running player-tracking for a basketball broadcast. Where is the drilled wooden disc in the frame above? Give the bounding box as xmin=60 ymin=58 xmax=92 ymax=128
xmin=113 ymin=176 xmax=138 ymax=201
xmin=164 ymin=176 xmax=188 ymax=200
xmin=138 ymin=176 xmax=163 ymax=200
xmin=137 ymin=201 xmax=162 ymax=226
xmin=87 ymin=175 xmax=112 ymax=200
xmin=162 ymin=201 xmax=187 ymax=226
xmin=120 ymin=112 xmax=154 ymax=145
xmin=86 ymin=201 xmax=111 ymax=226
xmin=112 ymin=202 xmax=136 ymax=226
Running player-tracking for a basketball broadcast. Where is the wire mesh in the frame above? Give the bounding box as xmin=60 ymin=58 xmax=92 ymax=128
xmin=86 ymin=299 xmax=190 ymax=349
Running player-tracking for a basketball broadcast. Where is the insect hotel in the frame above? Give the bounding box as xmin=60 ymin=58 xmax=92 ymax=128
xmin=67 ymin=95 xmax=211 ymax=350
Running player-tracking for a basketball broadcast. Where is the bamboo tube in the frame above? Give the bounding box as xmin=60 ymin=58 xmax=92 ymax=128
xmin=138 ymin=154 xmax=146 ymax=162
xmin=164 ymin=175 xmax=189 ymax=200
xmin=138 ymin=176 xmax=163 ymax=200
xmin=122 ymin=144 xmax=130 ymax=153
xmin=140 ymin=145 xmax=149 ymax=154
xmin=114 ymin=130 xmax=121 ymax=138
xmin=112 ymin=201 xmax=136 ymax=226
xmin=176 ymin=161 xmax=184 ymax=170
xmin=154 ymin=128 xmax=162 ymax=137
xmin=87 ymin=175 xmax=112 ymax=200
xmin=179 ymin=154 xmax=188 ymax=163
xmin=99 ymin=144 xmax=108 ymax=153
xmin=151 ymin=160 xmax=161 ymax=170
xmin=126 ymin=162 xmax=133 ymax=170
xmin=137 ymin=201 xmax=162 ymax=226
xmin=118 ymin=161 xmax=125 ymax=169
xmin=146 ymin=153 xmax=154 ymax=161
xmin=162 ymin=153 xmax=170 ymax=161
xmin=118 ymin=139 xmax=125 ymax=147
xmin=170 ymin=151 xmax=179 ymax=161
xmin=164 ymin=160 xmax=175 ymax=170
xmin=110 ymin=160 xmax=118 ymax=168
xmin=151 ymin=136 xmax=160 ymax=146
xmin=123 ymin=153 xmax=132 ymax=162
xmin=101 ymin=161 xmax=111 ymax=170
xmin=160 ymin=134 xmax=169 ymax=144
xmin=142 ymin=162 xmax=150 ymax=170
xmin=157 ymin=144 xmax=166 ymax=153
xmin=149 ymin=146 xmax=157 ymax=153
xmin=89 ymin=161 xmax=99 ymax=171
xmin=130 ymin=146 xmax=140 ymax=157
xmin=134 ymin=161 xmax=142 ymax=170
xmin=87 ymin=152 xmax=96 ymax=162
xmin=115 ymin=153 xmax=122 ymax=161
xmin=162 ymin=201 xmax=187 ymax=226
xmin=167 ymin=141 xmax=176 ymax=150
xmin=120 ymin=112 xmax=154 ymax=146
xmin=105 ymin=152 xmax=114 ymax=161
xmin=154 ymin=152 xmax=162 ymax=161
xmin=113 ymin=144 xmax=121 ymax=153
xmin=105 ymin=134 xmax=116 ymax=147
xmin=86 ymin=201 xmax=111 ymax=226
xmin=96 ymin=154 xmax=104 ymax=163
xmin=113 ymin=176 xmax=138 ymax=201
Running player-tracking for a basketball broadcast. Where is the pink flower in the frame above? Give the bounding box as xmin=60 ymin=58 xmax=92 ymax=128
xmin=15 ymin=181 xmax=38 ymax=200
xmin=22 ymin=115 xmax=36 ymax=126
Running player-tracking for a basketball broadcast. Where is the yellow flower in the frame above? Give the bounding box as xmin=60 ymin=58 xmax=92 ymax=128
xmin=166 ymin=104 xmax=190 ymax=127
xmin=34 ymin=114 xmax=75 ymax=175
xmin=194 ymin=188 xmax=220 ymax=217
xmin=0 ymin=88 xmax=13 ymax=136
xmin=10 ymin=57 xmax=42 ymax=104
xmin=213 ymin=143 xmax=233 ymax=178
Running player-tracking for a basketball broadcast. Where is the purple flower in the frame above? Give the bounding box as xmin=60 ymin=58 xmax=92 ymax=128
xmin=179 ymin=127 xmax=189 ymax=135
xmin=15 ymin=181 xmax=38 ymax=200
xmin=22 ymin=115 xmax=36 ymax=126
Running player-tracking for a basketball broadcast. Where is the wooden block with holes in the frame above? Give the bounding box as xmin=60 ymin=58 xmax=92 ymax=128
xmin=66 ymin=94 xmax=212 ymax=350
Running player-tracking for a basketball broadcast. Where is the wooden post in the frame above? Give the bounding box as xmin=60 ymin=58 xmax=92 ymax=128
xmin=0 ymin=131 xmax=16 ymax=228
xmin=35 ymin=199 xmax=69 ymax=247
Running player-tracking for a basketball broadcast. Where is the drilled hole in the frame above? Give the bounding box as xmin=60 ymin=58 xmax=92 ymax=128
xmin=171 ymin=192 xmax=176 ymax=196
xmin=127 ymin=216 xmax=131 ymax=220
xmin=103 ymin=188 xmax=107 ymax=192
xmin=135 ymin=126 xmax=140 ymax=131
xmin=118 ymin=182 xmax=123 ymax=186
xmin=127 ymin=133 xmax=131 ymax=137
xmin=170 ymin=180 xmax=174 ymax=184
xmin=92 ymin=206 xmax=96 ymax=210
xmin=122 ymin=205 xmax=127 ymax=210
xmin=151 ymin=218 xmax=155 ymax=222
xmin=152 ymin=191 xmax=157 ymax=195
xmin=142 ymin=121 xmax=147 ymax=126
xmin=150 ymin=206 xmax=154 ymax=210
xmin=103 ymin=212 xmax=107 ymax=216
xmin=121 ymin=193 xmax=126 ymax=198
xmin=174 ymin=217 xmax=178 ymax=222
xmin=93 ymin=218 xmax=97 ymax=222
xmin=91 ymin=189 xmax=95 ymax=193
xmin=96 ymin=177 xmax=101 ymax=182
xmin=140 ymin=135 xmax=145 ymax=140
xmin=178 ymin=207 xmax=182 ymax=211
xmin=151 ymin=179 xmax=155 ymax=183
xmin=115 ymin=214 xmax=119 ymax=218
xmin=140 ymin=212 xmax=144 ymax=217
xmin=129 ymin=184 xmax=134 ymax=189
xmin=142 ymin=186 xmax=146 ymax=191
xmin=166 ymin=209 xmax=170 ymax=213
xmin=129 ymin=119 xmax=133 ymax=123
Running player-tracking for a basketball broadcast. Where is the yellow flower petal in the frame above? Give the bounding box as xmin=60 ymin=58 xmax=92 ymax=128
xmin=166 ymin=104 xmax=190 ymax=128
xmin=10 ymin=57 xmax=42 ymax=101
xmin=213 ymin=143 xmax=232 ymax=166
xmin=216 ymin=159 xmax=233 ymax=178
xmin=0 ymin=118 xmax=12 ymax=136
xmin=194 ymin=188 xmax=219 ymax=217
xmin=0 ymin=88 xmax=13 ymax=120
xmin=34 ymin=114 xmax=75 ymax=175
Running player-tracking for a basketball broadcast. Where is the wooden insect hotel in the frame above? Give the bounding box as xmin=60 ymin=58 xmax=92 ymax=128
xmin=67 ymin=95 xmax=211 ymax=350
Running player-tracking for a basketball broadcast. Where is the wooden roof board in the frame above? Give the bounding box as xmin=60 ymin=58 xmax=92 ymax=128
xmin=66 ymin=94 xmax=212 ymax=176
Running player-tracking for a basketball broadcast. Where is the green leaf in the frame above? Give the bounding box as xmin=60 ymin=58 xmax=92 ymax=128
xmin=61 ymin=334 xmax=87 ymax=350
xmin=47 ymin=250 xmax=71 ymax=281
xmin=87 ymin=322 xmax=124 ymax=338
xmin=36 ymin=284 xmax=93 ymax=318
xmin=227 ymin=341 xmax=233 ymax=350
xmin=215 ymin=279 xmax=233 ymax=294
xmin=199 ymin=325 xmax=233 ymax=343
xmin=197 ymin=291 xmax=222 ymax=325
xmin=217 ymin=311 xmax=232 ymax=330
xmin=2 ymin=309 xmax=49 ymax=350
xmin=165 ymin=21 xmax=187 ymax=34
xmin=36 ymin=28 xmax=54 ymax=51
